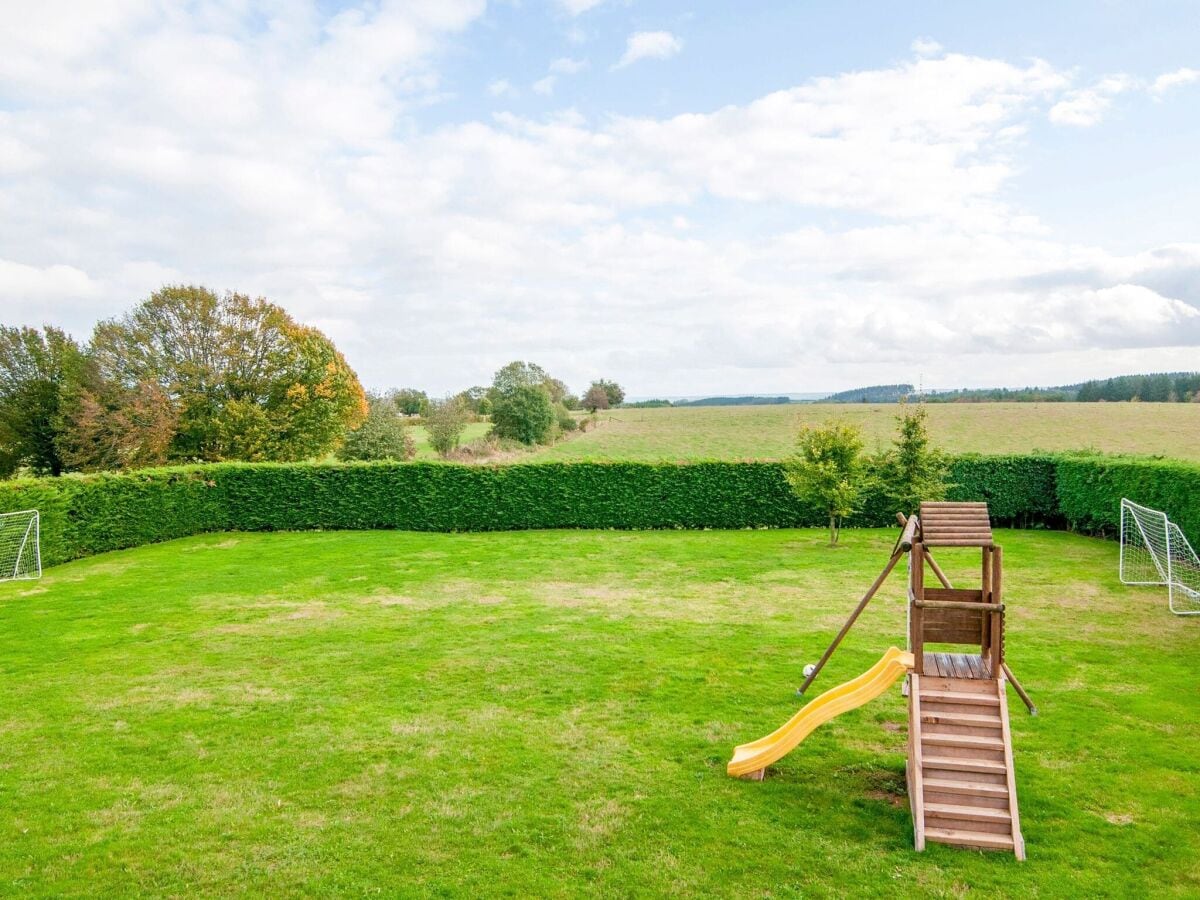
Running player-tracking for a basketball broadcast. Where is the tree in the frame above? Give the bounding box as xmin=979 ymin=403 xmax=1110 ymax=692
xmin=337 ymin=396 xmax=414 ymax=461
xmin=56 ymin=370 xmax=177 ymax=472
xmin=87 ymin=285 xmax=367 ymax=463
xmin=873 ymin=403 xmax=950 ymax=516
xmin=593 ymin=379 xmax=625 ymax=407
xmin=0 ymin=326 xmax=86 ymax=477
xmin=425 ymin=395 xmax=471 ymax=457
xmin=456 ymin=385 xmax=488 ymax=414
xmin=491 ymin=384 xmax=555 ymax=445
xmin=784 ymin=421 xmax=867 ymax=546
xmin=392 ymin=388 xmax=429 ymax=417
xmin=582 ymin=384 xmax=610 ymax=411
xmin=488 ymin=361 xmax=554 ymax=402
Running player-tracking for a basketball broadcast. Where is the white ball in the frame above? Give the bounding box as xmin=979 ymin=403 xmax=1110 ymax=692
xmin=803 ymin=664 xmax=816 ymax=677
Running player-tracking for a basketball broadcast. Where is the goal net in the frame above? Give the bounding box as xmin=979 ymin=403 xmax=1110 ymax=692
xmin=1120 ymin=498 xmax=1200 ymax=616
xmin=0 ymin=509 xmax=41 ymax=582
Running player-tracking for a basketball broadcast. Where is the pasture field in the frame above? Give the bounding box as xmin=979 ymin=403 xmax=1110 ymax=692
xmin=533 ymin=402 xmax=1200 ymax=462
xmin=1 ymin=529 xmax=1197 ymax=896
xmin=409 ymin=421 xmax=492 ymax=459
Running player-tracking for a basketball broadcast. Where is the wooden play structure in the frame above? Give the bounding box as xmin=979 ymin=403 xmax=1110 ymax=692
xmin=728 ymin=502 xmax=1033 ymax=858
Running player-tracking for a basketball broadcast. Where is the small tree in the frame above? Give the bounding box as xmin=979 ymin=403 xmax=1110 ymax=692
xmin=338 ymin=398 xmax=414 ymax=461
xmin=874 ymin=403 xmax=950 ymax=516
xmin=391 ymin=388 xmax=429 ymax=417
xmin=587 ymin=379 xmax=624 ymax=408
xmin=785 ymin=421 xmax=867 ymax=546
xmin=425 ymin=395 xmax=471 ymax=457
xmin=582 ymin=384 xmax=610 ymax=412
xmin=491 ymin=384 xmax=555 ymax=445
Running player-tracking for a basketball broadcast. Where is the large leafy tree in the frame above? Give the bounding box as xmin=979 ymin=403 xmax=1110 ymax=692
xmin=84 ymin=285 xmax=366 ymax=463
xmin=487 ymin=361 xmax=563 ymax=445
xmin=0 ymin=326 xmax=86 ymax=477
xmin=337 ymin=395 xmax=414 ymax=462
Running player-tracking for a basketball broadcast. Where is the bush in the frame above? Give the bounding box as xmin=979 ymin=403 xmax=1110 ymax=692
xmin=3 ymin=453 xmax=1197 ymax=568
xmin=491 ymin=385 xmax=555 ymax=445
xmin=555 ymin=404 xmax=578 ymax=433
xmin=425 ymin=397 xmax=471 ymax=457
xmin=337 ymin=402 xmax=414 ymax=462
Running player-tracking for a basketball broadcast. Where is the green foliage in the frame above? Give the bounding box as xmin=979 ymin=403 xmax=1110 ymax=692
xmin=871 ymin=404 xmax=950 ymax=517
xmin=491 ymin=385 xmax=555 ymax=445
xmin=784 ymin=422 xmax=867 ymax=544
xmin=424 ymin=396 xmax=471 ymax=457
xmin=391 ymin=388 xmax=429 ymax=417
xmin=337 ymin=400 xmax=415 ymax=462
xmin=2 ymin=453 xmax=1197 ymax=567
xmin=554 ymin=404 xmax=578 ymax=433
xmin=590 ymin=379 xmax=625 ymax=407
xmin=85 ymin=285 xmax=367 ymax=465
xmin=0 ymin=326 xmax=86 ymax=476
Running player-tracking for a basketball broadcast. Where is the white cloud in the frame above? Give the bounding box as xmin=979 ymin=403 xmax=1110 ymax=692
xmin=1048 ymin=74 xmax=1134 ymax=126
xmin=550 ymin=57 xmax=588 ymax=75
xmin=614 ymin=31 xmax=683 ymax=69
xmin=557 ymin=0 xmax=608 ymax=14
xmin=532 ymin=75 xmax=557 ymax=96
xmin=1151 ymin=66 xmax=1200 ymax=97
xmin=1 ymin=14 xmax=1195 ymax=394
xmin=487 ymin=79 xmax=517 ymax=97
xmin=911 ymin=37 xmax=943 ymax=57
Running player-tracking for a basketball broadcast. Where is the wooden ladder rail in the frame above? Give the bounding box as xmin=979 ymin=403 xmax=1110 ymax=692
xmin=908 ymin=672 xmax=926 ymax=851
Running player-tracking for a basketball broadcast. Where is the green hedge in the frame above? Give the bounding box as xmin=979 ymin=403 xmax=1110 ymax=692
xmin=1 ymin=454 xmax=1195 ymax=567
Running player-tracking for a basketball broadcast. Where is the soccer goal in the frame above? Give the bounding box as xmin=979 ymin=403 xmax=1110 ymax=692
xmin=1120 ymin=498 xmax=1200 ymax=616
xmin=0 ymin=509 xmax=42 ymax=583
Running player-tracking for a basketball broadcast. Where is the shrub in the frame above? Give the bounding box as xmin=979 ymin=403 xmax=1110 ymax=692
xmin=555 ymin=404 xmax=578 ymax=433
xmin=491 ymin=385 xmax=555 ymax=445
xmin=3 ymin=453 xmax=1197 ymax=568
xmin=337 ymin=402 xmax=414 ymax=462
xmin=871 ymin=403 xmax=950 ymax=518
xmin=784 ymin=421 xmax=868 ymax=545
xmin=425 ymin=396 xmax=471 ymax=458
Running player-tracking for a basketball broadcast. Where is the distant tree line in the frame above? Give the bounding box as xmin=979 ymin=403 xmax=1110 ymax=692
xmin=822 ymin=384 xmax=913 ymax=404
xmin=1074 ymin=372 xmax=1200 ymax=403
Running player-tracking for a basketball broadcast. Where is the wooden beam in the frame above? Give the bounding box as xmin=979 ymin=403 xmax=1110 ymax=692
xmin=797 ymin=548 xmax=904 ymax=694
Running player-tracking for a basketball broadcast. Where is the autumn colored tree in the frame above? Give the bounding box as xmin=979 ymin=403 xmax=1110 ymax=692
xmin=84 ymin=285 xmax=366 ymax=464
xmin=0 ymin=326 xmax=86 ymax=476
xmin=582 ymin=384 xmax=610 ymax=411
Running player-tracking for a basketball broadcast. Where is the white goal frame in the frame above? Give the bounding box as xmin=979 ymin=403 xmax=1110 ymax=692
xmin=1120 ymin=498 xmax=1200 ymax=616
xmin=0 ymin=509 xmax=41 ymax=582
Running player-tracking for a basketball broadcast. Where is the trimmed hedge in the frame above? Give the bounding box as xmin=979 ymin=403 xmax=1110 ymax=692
xmin=1 ymin=454 xmax=1196 ymax=567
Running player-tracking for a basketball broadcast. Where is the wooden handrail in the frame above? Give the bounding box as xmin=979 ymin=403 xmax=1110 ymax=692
xmin=913 ymin=599 xmax=1005 ymax=613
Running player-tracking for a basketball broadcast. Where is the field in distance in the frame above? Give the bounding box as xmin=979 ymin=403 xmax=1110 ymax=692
xmin=533 ymin=402 xmax=1200 ymax=462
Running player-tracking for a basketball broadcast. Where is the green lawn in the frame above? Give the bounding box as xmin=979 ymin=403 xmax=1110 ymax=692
xmin=409 ymin=421 xmax=493 ymax=459
xmin=1 ymin=529 xmax=1197 ymax=896
xmin=534 ymin=403 xmax=1200 ymax=461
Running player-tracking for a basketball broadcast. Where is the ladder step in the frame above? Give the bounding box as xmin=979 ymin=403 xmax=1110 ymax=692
xmin=921 ymin=712 xmax=1001 ymax=728
xmin=925 ymin=802 xmax=1012 ymax=823
xmin=923 ymin=756 xmax=1008 ymax=774
xmin=919 ymin=690 xmax=1000 ymax=707
xmin=923 ymin=778 xmax=1009 ymax=798
xmin=923 ymin=733 xmax=1005 ymax=750
xmin=925 ymin=827 xmax=1015 ymax=851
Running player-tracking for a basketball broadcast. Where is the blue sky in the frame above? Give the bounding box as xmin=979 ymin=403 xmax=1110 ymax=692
xmin=2 ymin=1 xmax=1199 ymax=395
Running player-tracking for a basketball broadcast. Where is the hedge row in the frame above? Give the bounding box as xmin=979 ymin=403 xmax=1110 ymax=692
xmin=0 ymin=454 xmax=1195 ymax=567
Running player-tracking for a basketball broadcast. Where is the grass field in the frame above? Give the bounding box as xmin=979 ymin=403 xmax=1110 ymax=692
xmin=1 ymin=529 xmax=1197 ymax=896
xmin=533 ymin=403 xmax=1200 ymax=462
xmin=409 ymin=421 xmax=492 ymax=459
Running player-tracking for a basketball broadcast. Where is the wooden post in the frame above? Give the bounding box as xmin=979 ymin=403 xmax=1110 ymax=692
xmin=981 ymin=545 xmax=993 ymax=654
xmin=798 ymin=549 xmax=904 ymax=694
xmin=1002 ymin=661 xmax=1038 ymax=716
xmin=911 ymin=541 xmax=925 ymax=674
xmin=990 ymin=545 xmax=1004 ymax=675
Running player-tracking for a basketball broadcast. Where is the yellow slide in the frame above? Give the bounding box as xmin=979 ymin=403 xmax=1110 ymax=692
xmin=727 ymin=646 xmax=914 ymax=778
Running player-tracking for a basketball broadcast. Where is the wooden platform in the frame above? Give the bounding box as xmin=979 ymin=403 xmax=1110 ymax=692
xmin=922 ymin=652 xmax=993 ymax=680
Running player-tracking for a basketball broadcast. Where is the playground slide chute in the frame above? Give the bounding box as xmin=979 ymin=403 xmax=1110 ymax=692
xmin=727 ymin=646 xmax=914 ymax=778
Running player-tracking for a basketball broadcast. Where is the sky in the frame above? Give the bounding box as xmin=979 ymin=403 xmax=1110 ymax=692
xmin=2 ymin=1 xmax=1199 ymax=397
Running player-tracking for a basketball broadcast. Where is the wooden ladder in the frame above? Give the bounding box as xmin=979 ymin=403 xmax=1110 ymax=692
xmin=908 ymin=674 xmax=1025 ymax=859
